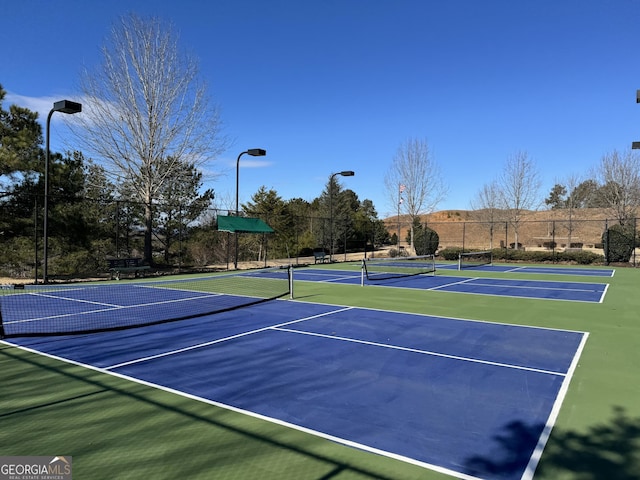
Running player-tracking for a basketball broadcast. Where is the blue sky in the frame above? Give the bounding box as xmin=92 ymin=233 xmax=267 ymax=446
xmin=3 ymin=0 xmax=640 ymax=218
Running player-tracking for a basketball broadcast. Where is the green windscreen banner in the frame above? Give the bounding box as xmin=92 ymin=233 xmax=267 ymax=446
xmin=216 ymin=216 xmax=274 ymax=233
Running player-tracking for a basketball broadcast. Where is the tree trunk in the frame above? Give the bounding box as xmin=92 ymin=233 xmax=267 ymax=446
xmin=145 ymin=202 xmax=153 ymax=266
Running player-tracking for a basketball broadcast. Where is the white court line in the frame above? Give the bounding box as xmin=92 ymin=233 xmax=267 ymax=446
xmin=272 ymin=327 xmax=567 ymax=376
xmin=466 ymin=280 xmax=604 ymax=293
xmin=320 ymin=275 xmax=361 ymax=283
xmin=504 ymin=266 xmax=527 ymax=273
xmin=401 ymin=275 xmax=607 ymax=302
xmin=521 ymin=332 xmax=590 ymax=480
xmin=514 ymin=267 xmax=614 ymax=277
xmin=599 ymin=283 xmax=610 ymax=303
xmin=4 ymin=293 xmax=224 ymax=326
xmin=365 ymin=282 xmax=605 ymax=303
xmin=103 ymin=306 xmax=354 ymax=370
xmin=300 ymin=271 xmax=361 ymax=283
xmin=427 ymin=277 xmax=476 ymax=291
xmin=17 ymin=291 xmax=121 ymax=308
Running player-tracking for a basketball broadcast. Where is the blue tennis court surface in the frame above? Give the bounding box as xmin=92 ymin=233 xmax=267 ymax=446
xmin=436 ymin=263 xmax=615 ymax=277
xmin=7 ymin=299 xmax=588 ymax=480
xmin=297 ymin=268 xmax=609 ymax=303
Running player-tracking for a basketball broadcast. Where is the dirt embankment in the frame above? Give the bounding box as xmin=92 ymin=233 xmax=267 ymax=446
xmin=384 ymin=208 xmax=627 ymax=251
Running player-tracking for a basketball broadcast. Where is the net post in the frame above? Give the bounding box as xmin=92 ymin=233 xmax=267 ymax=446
xmin=361 ymin=259 xmax=365 ymax=286
xmin=0 ymin=285 xmax=6 ymax=339
xmin=288 ymin=265 xmax=294 ymax=299
xmin=458 ymin=253 xmax=462 ymax=271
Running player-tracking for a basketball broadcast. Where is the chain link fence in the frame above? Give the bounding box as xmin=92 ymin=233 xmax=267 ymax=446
xmin=1 ymin=193 xmax=638 ymax=281
xmin=0 ymin=194 xmax=380 ymax=280
xmin=392 ymin=213 xmax=639 ymax=266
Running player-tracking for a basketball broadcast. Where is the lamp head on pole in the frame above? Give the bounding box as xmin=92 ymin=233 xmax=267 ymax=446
xmin=53 ymin=100 xmax=82 ymax=115
xmin=338 ymin=170 xmax=355 ymax=177
xmin=246 ymin=148 xmax=266 ymax=157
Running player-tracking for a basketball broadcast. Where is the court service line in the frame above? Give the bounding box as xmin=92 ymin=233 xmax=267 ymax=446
xmin=273 ymin=327 xmax=567 ymax=376
xmin=466 ymin=280 xmax=603 ymax=293
xmin=103 ymin=307 xmax=355 ymax=370
xmin=503 ymin=266 xmax=527 ymax=273
xmin=20 ymin=292 xmax=123 ymax=308
xmin=319 ymin=274 xmax=361 ymax=283
xmin=427 ymin=277 xmax=476 ymax=291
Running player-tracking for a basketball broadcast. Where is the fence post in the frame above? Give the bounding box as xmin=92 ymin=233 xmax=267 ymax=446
xmin=34 ymin=195 xmax=39 ymax=284
xmin=634 ymin=217 xmax=638 ymax=267
xmin=490 ymin=221 xmax=494 ymax=250
xmin=505 ymin=222 xmax=509 ymax=259
xmin=552 ymin=220 xmax=556 ymax=264
xmin=115 ymin=200 xmax=120 ymax=257
xmin=604 ymin=219 xmax=609 ymax=265
xmin=462 ymin=222 xmax=466 ymax=253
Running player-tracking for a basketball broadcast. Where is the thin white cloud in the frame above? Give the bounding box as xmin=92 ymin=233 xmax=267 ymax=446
xmin=220 ymin=157 xmax=273 ymax=169
xmin=240 ymin=159 xmax=272 ymax=168
xmin=4 ymin=91 xmax=87 ymax=127
xmin=5 ymin=92 xmax=57 ymax=122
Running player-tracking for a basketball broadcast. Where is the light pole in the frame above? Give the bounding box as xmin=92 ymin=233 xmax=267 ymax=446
xmin=329 ymin=170 xmax=355 ymax=263
xmin=235 ymin=148 xmax=266 ymax=268
xmin=634 ymin=90 xmax=640 ymax=149
xmin=43 ymin=100 xmax=82 ymax=284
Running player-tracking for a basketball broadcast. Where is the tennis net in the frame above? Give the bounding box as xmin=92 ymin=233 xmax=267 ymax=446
xmin=0 ymin=266 xmax=292 ymax=339
xmin=458 ymin=250 xmax=493 ymax=270
xmin=362 ymin=255 xmax=436 ymax=282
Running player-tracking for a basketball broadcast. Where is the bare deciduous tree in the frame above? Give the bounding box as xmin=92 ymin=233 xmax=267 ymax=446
xmin=592 ymin=148 xmax=640 ymax=226
xmin=384 ymin=137 xmax=447 ymax=250
xmin=72 ymin=13 xmax=228 ymax=263
xmin=498 ymin=150 xmax=541 ymax=249
xmin=470 ymin=180 xmax=502 ymax=249
xmin=557 ymin=173 xmax=585 ymax=247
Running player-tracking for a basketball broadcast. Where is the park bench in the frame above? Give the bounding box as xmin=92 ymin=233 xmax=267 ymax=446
xmin=313 ymin=248 xmax=328 ymax=264
xmin=107 ymin=257 xmax=150 ymax=280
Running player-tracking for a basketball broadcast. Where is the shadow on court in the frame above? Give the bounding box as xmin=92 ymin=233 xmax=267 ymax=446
xmin=464 ymin=407 xmax=640 ymax=479
xmin=0 ymin=345 xmax=416 ymax=480
xmin=464 ymin=420 xmax=545 ymax=478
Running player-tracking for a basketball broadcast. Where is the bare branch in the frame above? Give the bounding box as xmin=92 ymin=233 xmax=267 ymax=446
xmin=72 ymin=13 xmax=228 ymax=203
xmin=471 ymin=179 xmax=503 ymax=223
xmin=497 ymin=150 xmax=542 ymax=247
xmin=592 ymin=148 xmax=640 ymax=225
xmin=384 ymin=137 xmax=448 ymax=218
xmin=69 ymin=13 xmax=229 ymax=264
